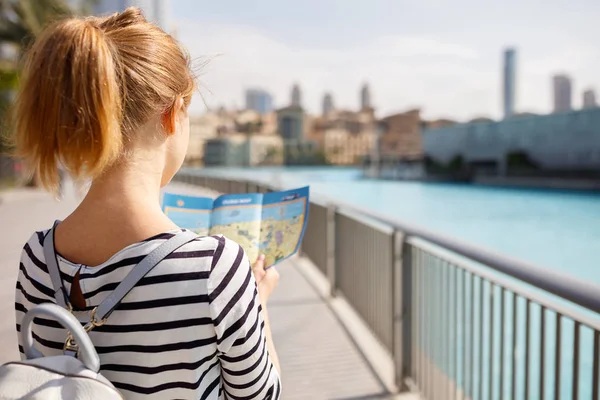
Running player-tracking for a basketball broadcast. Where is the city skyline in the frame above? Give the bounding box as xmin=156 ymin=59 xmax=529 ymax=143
xmin=172 ymin=0 xmax=599 ymax=120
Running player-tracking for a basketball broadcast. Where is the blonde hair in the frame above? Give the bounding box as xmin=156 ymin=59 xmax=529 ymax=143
xmin=13 ymin=7 xmax=196 ymax=192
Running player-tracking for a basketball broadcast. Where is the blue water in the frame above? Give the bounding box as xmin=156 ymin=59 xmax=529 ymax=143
xmin=185 ymin=166 xmax=600 ymax=399
xmin=186 ymin=166 xmax=600 ymax=283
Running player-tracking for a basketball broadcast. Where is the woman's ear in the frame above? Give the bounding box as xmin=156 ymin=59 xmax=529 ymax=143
xmin=162 ymin=97 xmax=185 ymax=136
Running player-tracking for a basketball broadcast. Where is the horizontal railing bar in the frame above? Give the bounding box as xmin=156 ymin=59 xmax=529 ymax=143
xmin=309 ymin=196 xmax=328 ymax=207
xmin=336 ymin=207 xmax=395 ymax=234
xmin=180 ymin=172 xmax=600 ymax=317
xmin=408 ymin=237 xmax=600 ymax=331
xmin=327 ymin=196 xmax=600 ymax=316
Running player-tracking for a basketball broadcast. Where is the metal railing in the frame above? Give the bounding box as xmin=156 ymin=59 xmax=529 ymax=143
xmin=174 ymin=171 xmax=600 ymax=400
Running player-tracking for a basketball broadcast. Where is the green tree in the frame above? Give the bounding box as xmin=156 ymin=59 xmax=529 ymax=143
xmin=0 ymin=0 xmax=95 ymax=48
xmin=0 ymin=0 xmax=97 ymax=178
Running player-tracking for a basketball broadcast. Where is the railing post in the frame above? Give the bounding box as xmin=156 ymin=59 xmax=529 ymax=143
xmin=326 ymin=205 xmax=337 ymax=297
xmin=393 ymin=230 xmax=412 ymax=391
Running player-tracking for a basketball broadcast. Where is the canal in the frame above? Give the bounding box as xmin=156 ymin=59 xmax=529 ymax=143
xmin=186 ymin=166 xmax=600 ymax=284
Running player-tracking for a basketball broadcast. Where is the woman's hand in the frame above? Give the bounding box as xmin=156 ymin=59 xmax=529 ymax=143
xmin=252 ymin=254 xmax=279 ymax=303
xmin=251 ymin=254 xmax=282 ymax=376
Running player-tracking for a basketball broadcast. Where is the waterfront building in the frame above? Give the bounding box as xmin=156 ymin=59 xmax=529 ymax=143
xmin=310 ymin=109 xmax=377 ymax=165
xmin=203 ymin=135 xmax=248 ymax=166
xmin=276 ymin=106 xmax=306 ymax=141
xmin=248 ymin=135 xmax=284 ymax=166
xmin=503 ymin=48 xmax=517 ymax=118
xmin=553 ymin=74 xmax=573 ymax=113
xmin=187 ymin=108 xmax=280 ymax=165
xmin=186 ymin=114 xmax=220 ymax=164
xmin=245 ymin=89 xmax=273 ymax=114
xmin=423 ymin=107 xmax=600 ymax=174
xmin=378 ymin=109 xmax=422 ymax=159
xmin=276 ymin=105 xmax=318 ymax=165
xmin=202 ymin=135 xmax=284 ymax=166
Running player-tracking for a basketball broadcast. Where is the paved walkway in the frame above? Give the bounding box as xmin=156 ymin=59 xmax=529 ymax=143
xmin=0 ymin=180 xmax=390 ymax=399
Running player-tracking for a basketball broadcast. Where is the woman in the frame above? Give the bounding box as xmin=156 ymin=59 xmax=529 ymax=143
xmin=13 ymin=7 xmax=281 ymax=399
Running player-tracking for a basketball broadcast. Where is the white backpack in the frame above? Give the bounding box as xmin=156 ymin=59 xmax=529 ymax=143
xmin=0 ymin=224 xmax=197 ymax=399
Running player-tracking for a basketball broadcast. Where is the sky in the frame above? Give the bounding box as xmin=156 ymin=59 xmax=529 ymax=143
xmin=171 ymin=0 xmax=600 ymax=121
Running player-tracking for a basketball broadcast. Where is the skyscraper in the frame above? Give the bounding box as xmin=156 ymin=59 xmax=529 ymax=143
xmin=583 ymin=89 xmax=597 ymax=109
xmin=503 ymin=48 xmax=517 ymax=118
xmin=553 ymin=74 xmax=572 ymax=113
xmin=245 ymin=89 xmax=273 ymax=114
xmin=151 ymin=0 xmax=170 ymax=32
xmin=291 ymin=84 xmax=302 ymax=107
xmin=361 ymin=83 xmax=371 ymax=110
xmin=94 ymin=0 xmax=171 ymax=31
xmin=322 ymin=93 xmax=334 ymax=115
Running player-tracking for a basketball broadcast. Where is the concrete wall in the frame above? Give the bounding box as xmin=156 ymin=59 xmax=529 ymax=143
xmin=423 ymin=107 xmax=600 ymax=169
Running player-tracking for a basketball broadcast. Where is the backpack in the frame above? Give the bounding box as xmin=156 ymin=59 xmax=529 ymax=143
xmin=0 ymin=223 xmax=197 ymax=399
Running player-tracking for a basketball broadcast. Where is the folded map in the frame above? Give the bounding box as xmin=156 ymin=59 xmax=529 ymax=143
xmin=162 ymin=186 xmax=310 ymax=267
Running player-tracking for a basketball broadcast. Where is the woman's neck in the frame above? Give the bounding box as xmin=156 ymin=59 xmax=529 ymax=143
xmin=55 ymin=158 xmax=179 ymax=266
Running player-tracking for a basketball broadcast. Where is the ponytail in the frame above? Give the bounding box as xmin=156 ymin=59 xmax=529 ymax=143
xmin=14 ymin=18 xmax=122 ymax=193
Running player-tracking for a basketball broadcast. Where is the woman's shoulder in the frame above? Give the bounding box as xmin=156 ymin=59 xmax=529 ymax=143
xmin=19 ymin=230 xmax=50 ymax=266
xmin=24 ymin=229 xmax=49 ymax=251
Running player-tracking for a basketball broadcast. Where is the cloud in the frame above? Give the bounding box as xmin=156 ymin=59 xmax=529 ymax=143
xmin=176 ymin=19 xmax=600 ymax=121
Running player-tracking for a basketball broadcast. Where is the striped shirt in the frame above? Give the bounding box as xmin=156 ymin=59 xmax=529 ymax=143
xmin=15 ymin=229 xmax=281 ymax=399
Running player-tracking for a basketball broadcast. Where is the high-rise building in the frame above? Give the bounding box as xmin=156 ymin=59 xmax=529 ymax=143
xmin=553 ymin=74 xmax=572 ymax=113
xmin=361 ymin=83 xmax=371 ymax=110
xmin=291 ymin=84 xmax=302 ymax=107
xmin=503 ymin=48 xmax=517 ymax=118
xmin=583 ymin=89 xmax=597 ymax=109
xmin=245 ymin=89 xmax=273 ymax=114
xmin=322 ymin=93 xmax=334 ymax=115
xmin=151 ymin=0 xmax=170 ymax=32
xmin=94 ymin=0 xmax=171 ymax=31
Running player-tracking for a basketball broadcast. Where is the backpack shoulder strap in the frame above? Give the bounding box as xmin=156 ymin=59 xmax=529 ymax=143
xmin=43 ymin=223 xmax=197 ymax=320
xmin=43 ymin=220 xmax=70 ymax=310
xmin=93 ymin=230 xmax=198 ymax=323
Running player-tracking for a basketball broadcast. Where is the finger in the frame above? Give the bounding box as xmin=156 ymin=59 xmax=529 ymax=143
xmin=252 ymin=254 xmax=265 ymax=270
xmin=252 ymin=254 xmax=266 ymax=280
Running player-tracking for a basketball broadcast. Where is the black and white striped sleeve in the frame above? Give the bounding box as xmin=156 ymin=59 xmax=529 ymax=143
xmin=207 ymin=236 xmax=281 ymax=399
xmin=15 ymin=239 xmax=38 ymax=360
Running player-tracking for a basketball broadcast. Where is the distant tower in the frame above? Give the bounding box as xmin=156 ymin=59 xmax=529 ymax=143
xmin=583 ymin=89 xmax=597 ymax=109
xmin=553 ymin=74 xmax=573 ymax=113
xmin=94 ymin=0 xmax=171 ymax=32
xmin=360 ymin=83 xmax=371 ymax=110
xmin=245 ymin=89 xmax=273 ymax=114
xmin=152 ymin=0 xmax=171 ymax=32
xmin=291 ymin=84 xmax=302 ymax=107
xmin=503 ymin=47 xmax=517 ymax=118
xmin=322 ymin=93 xmax=334 ymax=115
